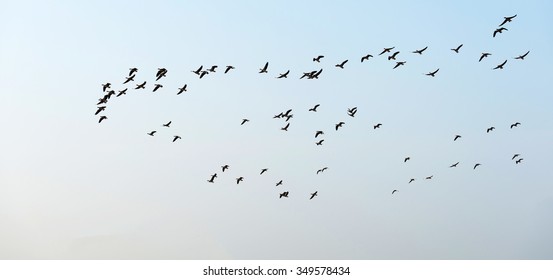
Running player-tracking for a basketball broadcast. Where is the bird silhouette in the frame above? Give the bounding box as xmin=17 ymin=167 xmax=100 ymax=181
xmin=172 ymin=135 xmax=181 ymax=142
xmin=276 ymin=180 xmax=283 ymax=186
xmin=493 ymin=27 xmax=508 ymax=37
xmin=425 ymin=68 xmax=439 ymax=77
xmin=279 ymin=191 xmax=289 ymax=198
xmin=347 ymin=109 xmax=357 ymax=117
xmin=409 ymin=178 xmax=415 ymax=184
xmin=222 ymin=165 xmax=229 ymax=172
xmin=224 ymin=65 xmax=235 ymax=73
xmin=474 ymin=163 xmax=481 ymax=169
xmin=454 ymin=135 xmax=462 ymax=141
xmin=479 ymin=53 xmax=492 ymax=62
xmin=373 ymin=123 xmax=382 ymax=129
xmin=163 ymin=121 xmax=172 ymax=127
xmin=361 ymin=54 xmax=373 ymax=62
xmin=450 ymin=162 xmax=459 ymax=168
xmin=335 ymin=60 xmax=348 ymax=69
xmin=177 ymin=84 xmax=187 ymax=95
xmin=388 ymin=51 xmax=400 ymax=60
xmin=309 ymin=104 xmax=320 ymax=112
xmin=379 ymin=47 xmax=395 ymax=55
xmin=392 ymin=190 xmax=398 ymax=194
xmin=281 ymin=123 xmax=290 ymax=131
xmin=155 ymin=68 xmax=167 ymax=81
xmin=317 ymin=167 xmax=328 ymax=174
xmin=277 ymin=70 xmax=290 ymax=79
xmin=207 ymin=173 xmax=217 ymax=183
xmin=393 ymin=61 xmax=406 ymax=69
xmin=486 ymin=127 xmax=495 ymax=133
xmin=208 ymin=65 xmax=217 ymax=72
xmin=300 ymin=72 xmax=313 ymax=79
xmin=426 ymin=175 xmax=433 ymax=180
xmin=310 ymin=191 xmax=318 ymax=200
xmin=123 ymin=75 xmax=135 ymax=84
xmin=404 ymin=157 xmax=410 ymax=163
xmin=309 ymin=69 xmax=323 ymax=79
xmin=116 ymin=88 xmax=128 ymax=97
xmin=315 ymin=139 xmax=324 ymax=145
xmin=412 ymin=46 xmax=428 ymax=55
xmin=260 ymin=168 xmax=268 ymax=175
xmin=335 ymin=122 xmax=345 ymax=131
xmin=241 ymin=119 xmax=249 ymax=125
xmin=315 ymin=130 xmax=324 ymax=138
xmin=135 ymin=81 xmax=146 ymax=89
xmin=236 ymin=177 xmax=244 ymax=184
xmin=129 ymin=68 xmax=138 ymax=76
xmin=514 ymin=51 xmax=530 ymax=60
xmin=510 ymin=122 xmax=521 ymax=129
xmin=451 ymin=44 xmax=463 ymax=53
xmin=515 ymin=158 xmax=523 ymax=164
xmin=493 ymin=60 xmax=507 ymax=70
xmin=259 ymin=62 xmax=269 ymax=73
xmin=192 ymin=65 xmax=203 ymax=75
xmin=313 ymin=55 xmax=324 ymax=62
xmin=499 ymin=14 xmax=516 ymax=27
xmin=98 ymin=116 xmax=107 ymax=123
xmin=102 ymin=83 xmax=111 ymax=92
xmin=147 ymin=131 xmax=157 ymax=136
xmin=95 ymin=106 xmax=106 ymax=115
xmin=512 ymin=154 xmax=520 ymax=160
xmin=199 ymin=71 xmax=209 ymax=79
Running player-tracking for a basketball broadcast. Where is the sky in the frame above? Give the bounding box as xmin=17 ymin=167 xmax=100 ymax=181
xmin=0 ymin=0 xmax=552 ymax=259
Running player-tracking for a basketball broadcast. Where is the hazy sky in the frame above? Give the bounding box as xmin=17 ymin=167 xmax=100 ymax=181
xmin=1 ymin=0 xmax=552 ymax=259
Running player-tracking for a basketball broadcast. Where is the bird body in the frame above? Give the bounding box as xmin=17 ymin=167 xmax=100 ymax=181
xmin=222 ymin=165 xmax=229 ymax=172
xmin=514 ymin=51 xmax=530 ymax=60
xmin=315 ymin=139 xmax=324 ymax=145
xmin=493 ymin=27 xmax=508 ymax=37
xmin=499 ymin=14 xmax=516 ymax=27
xmin=479 ymin=53 xmax=492 ymax=62
xmin=373 ymin=123 xmax=382 ymax=129
xmin=98 ymin=116 xmax=107 ymax=123
xmin=163 ymin=121 xmax=172 ymax=127
xmin=152 ymin=84 xmax=163 ymax=92
xmin=335 ymin=122 xmax=345 ymax=130
xmin=361 ymin=54 xmax=373 ymax=62
xmin=172 ymin=135 xmax=181 ymax=142
xmin=259 ymin=62 xmax=269 ymax=73
xmin=510 ymin=122 xmax=521 ymax=129
xmin=454 ymin=135 xmax=462 ymax=141
xmin=276 ymin=180 xmax=283 ymax=186
xmin=451 ymin=44 xmax=463 ymax=53
xmin=309 ymin=104 xmax=320 ymax=112
xmin=425 ymin=68 xmax=439 ymax=77
xmin=315 ymin=130 xmax=324 ymax=138
xmin=241 ymin=119 xmax=249 ymax=125
xmin=379 ymin=47 xmax=395 ymax=55
xmin=393 ymin=61 xmax=406 ymax=69
xmin=225 ymin=65 xmax=235 ymax=73
xmin=260 ymin=168 xmax=268 ymax=175
xmin=388 ymin=51 xmax=400 ymax=60
xmin=450 ymin=162 xmax=459 ymax=168
xmin=313 ymin=55 xmax=324 ymax=62
xmin=279 ymin=191 xmax=289 ymax=198
xmin=335 ymin=60 xmax=348 ymax=68
xmin=474 ymin=163 xmax=481 ymax=169
xmin=486 ymin=127 xmax=495 ymax=133
xmin=147 ymin=131 xmax=157 ymax=136
xmin=135 ymin=81 xmax=146 ymax=89
xmin=177 ymin=84 xmax=187 ymax=95
xmin=310 ymin=191 xmax=318 ymax=200
xmin=413 ymin=46 xmax=428 ymax=55
xmin=236 ymin=177 xmax=244 ymax=184
xmin=281 ymin=123 xmax=290 ymax=131
xmin=493 ymin=60 xmax=507 ymax=70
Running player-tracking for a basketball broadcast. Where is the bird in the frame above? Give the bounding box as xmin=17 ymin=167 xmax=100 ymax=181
xmin=450 ymin=162 xmax=459 ymax=168
xmin=236 ymin=177 xmax=244 ymax=184
xmin=512 ymin=154 xmax=520 ymax=160
xmin=315 ymin=130 xmax=324 ymax=138
xmin=335 ymin=60 xmax=348 ymax=69
xmin=102 ymin=83 xmax=111 ymax=92
xmin=281 ymin=123 xmax=290 ymax=131
xmin=412 ymin=46 xmax=428 ymax=55
xmin=116 ymin=88 xmax=128 ymax=97
xmin=273 ymin=113 xmax=283 ymax=119
xmin=172 ymin=135 xmax=181 ymax=142
xmin=425 ymin=68 xmax=439 ymax=77
xmin=317 ymin=167 xmax=328 ymax=174
xmin=409 ymin=178 xmax=415 ymax=184
xmin=313 ymin=55 xmax=324 ymax=62
xmin=259 ymin=62 xmax=269 ymax=73
xmin=279 ymin=191 xmax=289 ymax=198
xmin=474 ymin=163 xmax=481 ymax=169
xmin=393 ymin=61 xmax=406 ymax=69
xmin=129 ymin=68 xmax=138 ymax=76
xmin=514 ymin=51 xmax=530 ymax=60
xmin=260 ymin=168 xmax=268 ymax=175
xmin=152 ymin=84 xmax=163 ymax=92
xmin=155 ymin=68 xmax=167 ymax=80
xmin=486 ymin=127 xmax=495 ymax=133
xmin=123 ymin=75 xmax=135 ymax=84
xmin=199 ymin=71 xmax=209 ymax=79
xmin=347 ymin=109 xmax=357 ymax=117
xmin=479 ymin=53 xmax=492 ymax=62
xmin=276 ymin=180 xmax=283 ymax=186
xmin=404 ymin=157 xmax=410 ymax=163
xmin=98 ymin=116 xmax=107 ymax=123
xmin=283 ymin=109 xmax=293 ymax=117
xmin=147 ymin=131 xmax=157 ymax=136
xmin=284 ymin=114 xmax=294 ymax=122
xmin=361 ymin=54 xmax=373 ymax=62
xmin=310 ymin=69 xmax=323 ymax=79
xmin=373 ymin=123 xmax=382 ymax=129
xmin=493 ymin=27 xmax=508 ymax=37
xmin=241 ymin=119 xmax=249 ymax=125
xmin=425 ymin=175 xmax=433 ymax=180
xmin=451 ymin=44 xmax=463 ymax=53
xmin=499 ymin=14 xmax=517 ymax=27
xmin=454 ymin=135 xmax=462 ymax=141
xmin=276 ymin=70 xmax=290 ymax=79
xmin=391 ymin=190 xmax=399 ymax=195
xmin=300 ymin=72 xmax=313 ymax=79
xmin=135 ymin=81 xmax=146 ymax=89
xmin=493 ymin=60 xmax=507 ymax=70
xmin=510 ymin=122 xmax=521 ymax=129
xmin=309 ymin=104 xmax=320 ymax=112
xmin=221 ymin=165 xmax=229 ymax=172
xmin=379 ymin=47 xmax=395 ymax=55
xmin=192 ymin=65 xmax=203 ymax=75
xmin=316 ymin=139 xmax=324 ymax=145
xmin=388 ymin=51 xmax=400 ymax=60
xmin=335 ymin=122 xmax=345 ymax=130
xmin=177 ymin=84 xmax=187 ymax=95
xmin=207 ymin=173 xmax=217 ymax=183
xmin=163 ymin=121 xmax=172 ymax=127
xmin=208 ymin=65 xmax=217 ymax=72
xmin=224 ymin=65 xmax=235 ymax=73
xmin=310 ymin=191 xmax=318 ymax=200
xmin=515 ymin=158 xmax=523 ymax=164
xmin=95 ymin=106 xmax=106 ymax=115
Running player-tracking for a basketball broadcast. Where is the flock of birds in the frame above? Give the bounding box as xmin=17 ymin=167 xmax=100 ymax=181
xmin=97 ymin=14 xmax=528 ymax=199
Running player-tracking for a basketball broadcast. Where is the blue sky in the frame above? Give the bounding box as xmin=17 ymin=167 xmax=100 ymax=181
xmin=0 ymin=0 xmax=552 ymax=259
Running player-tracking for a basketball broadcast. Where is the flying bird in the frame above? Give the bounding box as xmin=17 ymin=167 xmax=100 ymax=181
xmin=241 ymin=119 xmax=249 ymax=125
xmin=135 ymin=81 xmax=146 ymax=89
xmin=208 ymin=65 xmax=217 ymax=72
xmin=379 ymin=47 xmax=395 ymax=55
xmin=317 ymin=167 xmax=328 ymax=174
xmin=315 ymin=130 xmax=324 ymax=138
xmin=412 ymin=46 xmax=428 ymax=55
xmin=347 ymin=109 xmax=357 ymax=117
xmin=310 ymin=191 xmax=318 ymax=200
xmin=373 ymin=123 xmax=382 ymax=129
xmin=236 ymin=177 xmax=244 ymax=184
xmin=155 ymin=68 xmax=167 ymax=81
xmin=177 ymin=84 xmax=187 ymax=95
xmin=393 ymin=61 xmax=406 ymax=69
xmin=123 ymin=75 xmax=135 ymax=84
xmin=192 ymin=65 xmax=203 ymax=75
xmin=163 ymin=121 xmax=172 ymax=127
xmin=277 ymin=70 xmax=290 ymax=78
xmin=315 ymin=139 xmax=324 ymax=145
xmin=451 ymin=44 xmax=463 ymax=53
xmin=279 ymin=191 xmax=289 ymax=198
xmin=199 ymin=70 xmax=209 ymax=79
xmin=207 ymin=173 xmax=217 ymax=183
xmin=392 ymin=190 xmax=398 ymax=194
xmin=361 ymin=54 xmax=373 ymax=62
xmin=388 ymin=51 xmax=400 ymax=60
xmin=425 ymin=175 xmax=433 ymax=180
xmin=515 ymin=158 xmax=523 ymax=164
xmin=512 ymin=154 xmax=520 ymax=160
xmin=259 ymin=62 xmax=269 ymax=73
xmin=95 ymin=106 xmax=106 ymax=115
xmin=102 ymin=83 xmax=111 ymax=92
xmin=98 ymin=116 xmax=107 ymax=123
xmin=260 ymin=168 xmax=268 ymax=175
xmin=450 ymin=162 xmax=459 ymax=168
xmin=281 ymin=123 xmax=290 ymax=131
xmin=514 ymin=51 xmax=530 ymax=60
xmin=129 ymin=68 xmax=138 ymax=76
xmin=276 ymin=180 xmax=283 ymax=186
xmin=152 ymin=84 xmax=163 ymax=92
xmin=486 ymin=127 xmax=495 ymax=133
xmin=172 ymin=135 xmax=181 ymax=142
xmin=493 ymin=60 xmax=507 ymax=70
xmin=479 ymin=53 xmax=492 ymax=62
xmin=116 ymin=88 xmax=128 ymax=97
xmin=147 ymin=131 xmax=157 ymax=136
xmin=499 ymin=14 xmax=517 ymax=27
xmin=454 ymin=135 xmax=462 ymax=141
xmin=409 ymin=178 xmax=415 ymax=184
xmin=335 ymin=60 xmax=348 ymax=69
xmin=335 ymin=122 xmax=345 ymax=131
xmin=425 ymin=68 xmax=439 ymax=77
xmin=473 ymin=163 xmax=481 ymax=169
xmin=222 ymin=165 xmax=229 ymax=172
xmin=510 ymin=122 xmax=521 ymax=129
xmin=309 ymin=104 xmax=320 ymax=112
xmin=404 ymin=157 xmax=410 ymax=162
xmin=493 ymin=27 xmax=508 ymax=37
xmin=224 ymin=65 xmax=235 ymax=73
xmin=313 ymin=55 xmax=324 ymax=62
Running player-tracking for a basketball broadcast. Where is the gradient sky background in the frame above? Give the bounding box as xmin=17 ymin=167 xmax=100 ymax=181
xmin=1 ymin=0 xmax=552 ymax=259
